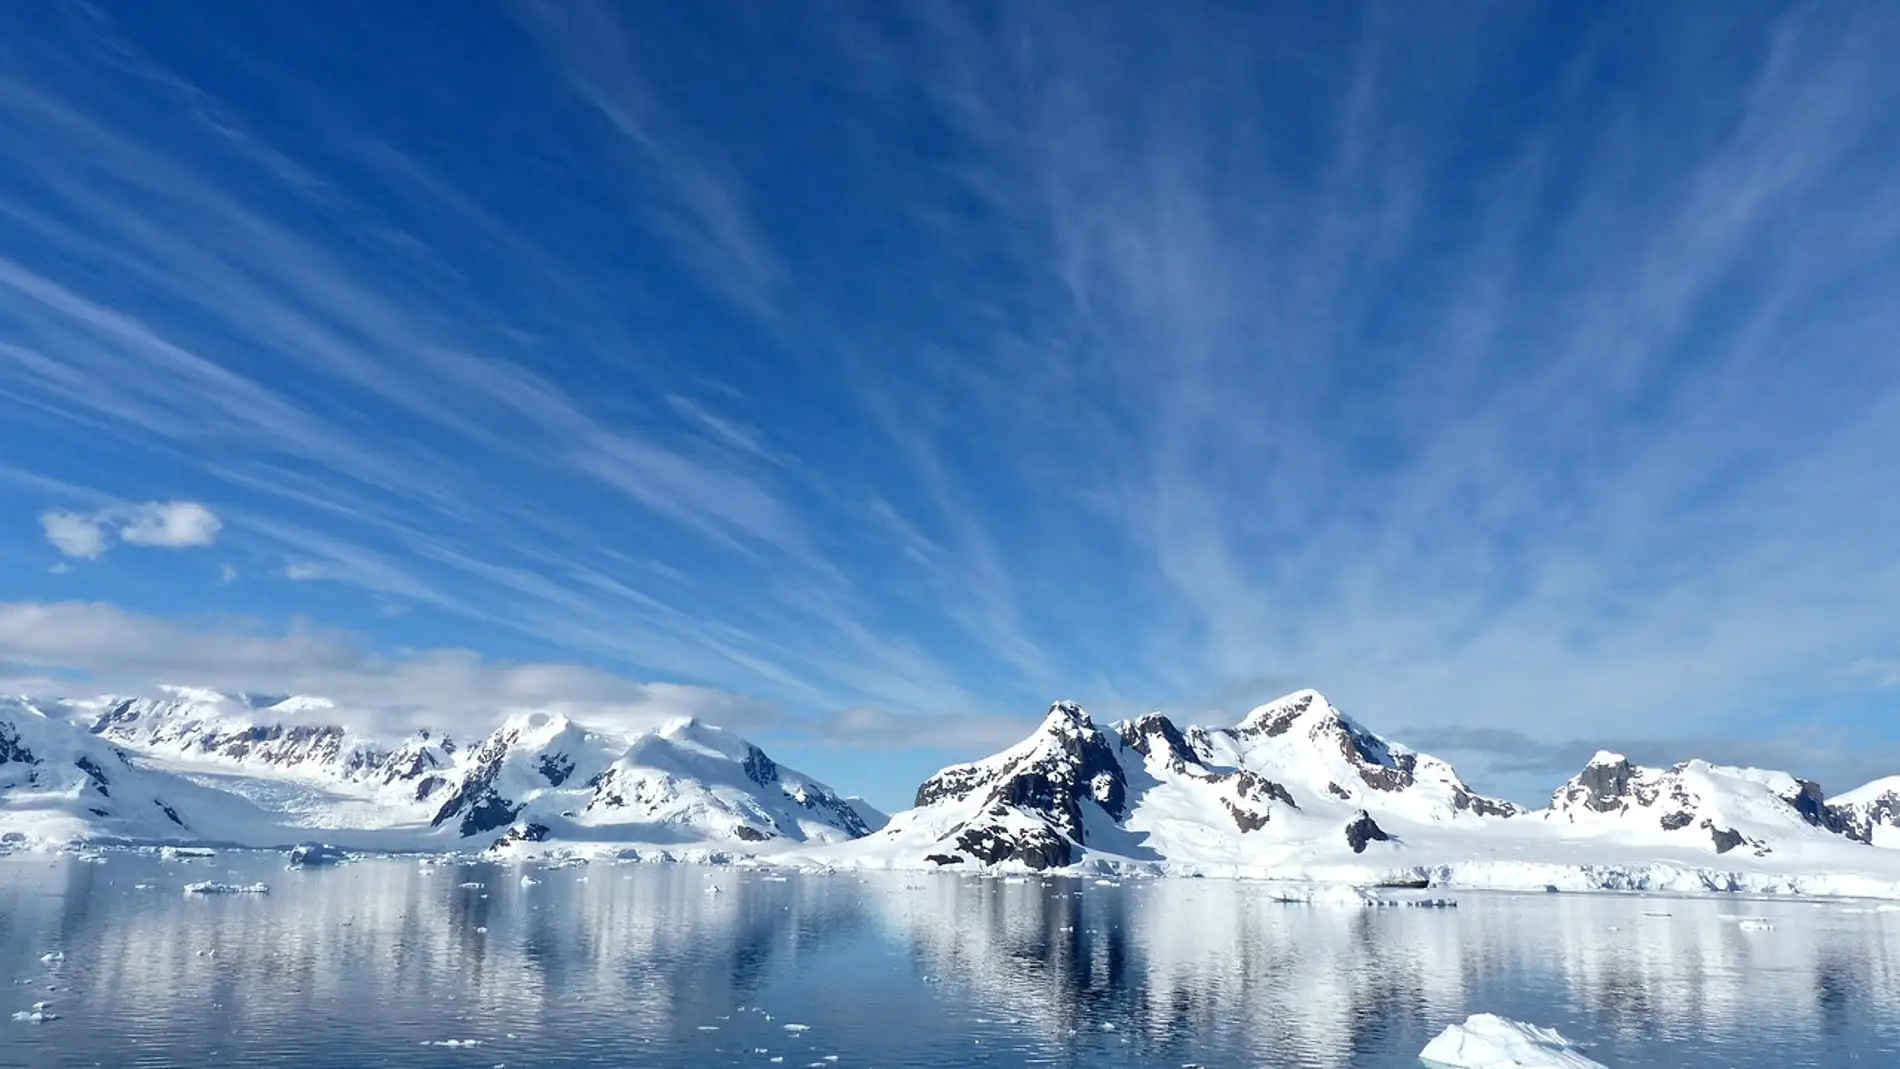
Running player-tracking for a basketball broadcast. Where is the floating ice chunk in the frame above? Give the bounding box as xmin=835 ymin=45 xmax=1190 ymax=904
xmin=696 ymin=1025 xmax=720 ymax=1032
xmin=1737 ymin=918 xmax=1774 ymax=932
xmin=1266 ymin=883 xmax=1456 ymax=908
xmin=287 ymin=843 xmax=348 ymax=868
xmin=519 ymin=875 xmax=541 ymax=887
xmin=39 ymin=951 xmax=63 ymax=965
xmin=421 ymin=1039 xmax=483 ymax=1047
xmin=459 ymin=882 xmax=486 ymax=889
xmin=12 ymin=1008 xmax=59 ymax=1023
xmin=1420 ymin=1014 xmax=1605 ymax=1068
xmin=783 ymin=1023 xmax=810 ymax=1033
xmin=182 ymin=882 xmax=270 ymax=895
xmin=159 ymin=846 xmax=215 ymax=861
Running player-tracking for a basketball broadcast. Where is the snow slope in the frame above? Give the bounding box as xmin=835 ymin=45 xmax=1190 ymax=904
xmin=0 ymin=698 xmax=195 ymax=844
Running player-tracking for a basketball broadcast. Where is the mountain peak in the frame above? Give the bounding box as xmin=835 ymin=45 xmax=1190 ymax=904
xmin=1236 ymin=689 xmax=1338 ymax=737
xmin=1040 ymin=700 xmax=1093 ymax=733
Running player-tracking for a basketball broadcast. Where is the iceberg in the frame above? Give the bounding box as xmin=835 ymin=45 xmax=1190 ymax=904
xmin=1420 ymin=1014 xmax=1605 ymax=1068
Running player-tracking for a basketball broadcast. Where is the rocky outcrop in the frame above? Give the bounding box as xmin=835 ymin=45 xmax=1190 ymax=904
xmin=1344 ymin=809 xmax=1392 ymax=854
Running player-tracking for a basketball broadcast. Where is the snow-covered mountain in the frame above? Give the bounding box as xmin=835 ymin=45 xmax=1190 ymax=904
xmin=429 ymin=712 xmax=878 ymax=850
xmin=1543 ymin=751 xmax=1868 ymax=856
xmin=0 ymin=698 xmax=195 ymax=844
xmin=2 ymin=690 xmax=880 ymax=855
xmin=813 ymin=690 xmax=1900 ymax=897
xmin=835 ymin=690 xmax=1519 ymax=872
xmin=1834 ymin=776 xmax=1900 ymax=848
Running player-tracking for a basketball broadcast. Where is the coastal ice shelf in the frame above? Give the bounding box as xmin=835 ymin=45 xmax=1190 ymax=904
xmin=5 ymin=687 xmax=1900 ymax=897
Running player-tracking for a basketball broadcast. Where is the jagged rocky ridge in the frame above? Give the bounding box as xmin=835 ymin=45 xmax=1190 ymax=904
xmin=845 ymin=690 xmax=1900 ymax=874
xmin=884 ymin=691 xmax=1519 ymax=871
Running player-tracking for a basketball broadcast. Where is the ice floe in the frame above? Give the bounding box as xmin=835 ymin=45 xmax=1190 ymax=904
xmin=1420 ymin=1013 xmax=1605 ymax=1068
xmin=182 ymin=881 xmax=270 ymax=895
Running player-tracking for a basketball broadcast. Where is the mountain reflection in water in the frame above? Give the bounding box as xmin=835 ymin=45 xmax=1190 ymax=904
xmin=2 ymin=854 xmax=1897 ymax=1067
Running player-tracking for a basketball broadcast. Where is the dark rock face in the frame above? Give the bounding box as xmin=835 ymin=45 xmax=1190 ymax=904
xmin=1706 ymin=823 xmax=1746 ymax=855
xmin=505 ymin=821 xmax=551 ymax=843
xmin=1344 ymin=809 xmax=1392 ymax=854
xmin=431 ymin=730 xmax=523 ymax=837
xmin=1119 ymin=714 xmax=1204 ymax=773
xmin=1451 ymin=787 xmax=1518 ymax=818
xmin=1326 ymin=782 xmax=1351 ymax=800
xmin=1565 ymin=756 xmax=1665 ymax=814
xmin=731 ymin=824 xmax=772 ymax=842
xmin=953 ymin=817 xmax=1073 ymax=870
xmin=1239 ymin=692 xmax=1320 ymax=738
xmin=1230 ymin=769 xmax=1297 ymax=808
xmin=537 ymin=753 xmax=575 ymax=787
xmin=154 ymin=800 xmax=185 ymax=827
xmin=1659 ymin=810 xmax=1695 ymax=832
xmin=925 ymin=853 xmax=964 ymax=866
xmin=0 ymin=722 xmax=36 ymax=766
xmin=74 ymin=756 xmax=111 ymax=796
xmin=1835 ymin=790 xmax=1900 ymax=843
xmin=1779 ymin=780 xmax=1869 ymax=843
xmin=742 ymin=746 xmax=779 ymax=788
xmin=1223 ymin=798 xmax=1270 ymax=832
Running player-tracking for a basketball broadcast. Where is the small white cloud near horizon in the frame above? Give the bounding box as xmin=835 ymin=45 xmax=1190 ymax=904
xmin=39 ymin=500 xmax=222 ymax=560
xmin=0 ymin=599 xmax=782 ymax=739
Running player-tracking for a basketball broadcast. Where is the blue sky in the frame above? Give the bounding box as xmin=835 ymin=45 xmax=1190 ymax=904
xmin=3 ymin=2 xmax=1899 ymax=811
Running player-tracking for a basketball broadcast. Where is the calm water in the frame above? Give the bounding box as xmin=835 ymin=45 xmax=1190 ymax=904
xmin=2 ymin=854 xmax=1898 ymax=1068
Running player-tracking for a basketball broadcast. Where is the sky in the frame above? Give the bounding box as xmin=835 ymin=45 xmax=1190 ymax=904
xmin=3 ymin=1 xmax=1900 ymax=812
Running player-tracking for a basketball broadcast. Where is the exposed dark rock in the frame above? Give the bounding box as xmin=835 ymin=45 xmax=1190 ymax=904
xmin=1659 ymin=810 xmax=1695 ymax=832
xmin=155 ymin=800 xmax=185 ymax=827
xmin=0 ymin=722 xmax=36 ymax=766
xmin=537 ymin=753 xmax=575 ymax=787
xmin=1326 ymin=782 xmax=1351 ymax=800
xmin=925 ymin=853 xmax=964 ymax=866
xmin=415 ymin=775 xmax=444 ymax=802
xmin=1230 ymin=769 xmax=1297 ymax=808
xmin=953 ymin=818 xmax=1072 ymax=870
xmin=1239 ymin=692 xmax=1319 ymax=737
xmin=1344 ymin=809 xmax=1392 ymax=854
xmin=742 ymin=746 xmax=779 ymax=788
xmin=431 ymin=729 xmax=524 ymax=836
xmin=1118 ymin=714 xmax=1204 ymax=773
xmin=731 ymin=824 xmax=772 ymax=842
xmin=74 ymin=756 xmax=111 ymax=796
xmin=502 ymin=821 xmax=551 ymax=844
xmin=1705 ymin=822 xmax=1746 ymax=855
xmin=1451 ymin=787 xmax=1518 ymax=818
xmin=1778 ymin=779 xmax=1868 ymax=843
xmin=1570 ymin=756 xmax=1638 ymax=813
xmin=1222 ymin=798 xmax=1270 ymax=833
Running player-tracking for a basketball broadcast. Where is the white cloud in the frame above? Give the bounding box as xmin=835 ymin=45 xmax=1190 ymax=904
xmin=217 ymin=562 xmax=239 ymax=584
xmin=118 ymin=500 xmax=221 ymax=548
xmin=282 ymin=561 xmax=328 ymax=581
xmin=38 ymin=500 xmax=221 ymax=559
xmin=39 ymin=510 xmax=106 ymax=559
xmin=0 ymin=599 xmax=780 ymax=738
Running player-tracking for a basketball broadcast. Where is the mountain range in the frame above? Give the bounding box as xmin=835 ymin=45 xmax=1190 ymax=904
xmin=5 ymin=686 xmax=1899 ymax=895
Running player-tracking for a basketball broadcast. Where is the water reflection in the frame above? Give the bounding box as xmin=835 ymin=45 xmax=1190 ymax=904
xmin=1 ymin=855 xmax=1897 ymax=1068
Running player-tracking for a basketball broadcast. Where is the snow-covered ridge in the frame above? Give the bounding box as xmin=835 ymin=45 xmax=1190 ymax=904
xmin=809 ymin=690 xmax=1900 ymax=898
xmin=835 ymin=690 xmax=1522 ymax=873
xmin=3 ymin=691 xmax=881 ymax=855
